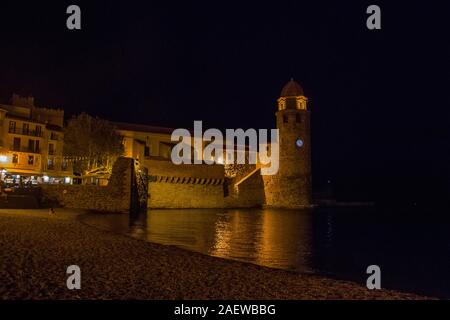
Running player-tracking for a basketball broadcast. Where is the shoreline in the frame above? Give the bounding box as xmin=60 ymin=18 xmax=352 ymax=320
xmin=0 ymin=209 xmax=431 ymax=300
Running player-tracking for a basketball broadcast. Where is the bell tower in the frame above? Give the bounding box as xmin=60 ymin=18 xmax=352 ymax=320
xmin=265 ymin=79 xmax=312 ymax=208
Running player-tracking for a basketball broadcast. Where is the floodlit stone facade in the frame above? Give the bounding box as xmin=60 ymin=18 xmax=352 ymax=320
xmin=263 ymin=79 xmax=312 ymax=208
xmin=118 ymin=79 xmax=312 ymax=209
xmin=2 ymin=80 xmax=312 ymax=211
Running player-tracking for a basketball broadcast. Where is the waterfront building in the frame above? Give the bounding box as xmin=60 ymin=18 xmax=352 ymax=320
xmin=0 ymin=94 xmax=72 ymax=186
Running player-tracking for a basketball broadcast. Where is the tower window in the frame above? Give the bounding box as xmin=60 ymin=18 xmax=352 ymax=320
xmin=296 ymin=114 xmax=301 ymax=123
xmin=283 ymin=115 xmax=288 ymax=123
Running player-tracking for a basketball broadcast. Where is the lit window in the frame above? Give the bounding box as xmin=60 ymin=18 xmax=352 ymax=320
xmin=48 ymin=158 xmax=54 ymax=170
xmin=62 ymin=160 xmax=68 ymax=170
xmin=28 ymin=155 xmax=34 ymax=165
xmin=278 ymin=98 xmax=286 ymax=110
xmin=296 ymin=97 xmax=306 ymax=110
xmin=12 ymin=154 xmax=18 ymax=164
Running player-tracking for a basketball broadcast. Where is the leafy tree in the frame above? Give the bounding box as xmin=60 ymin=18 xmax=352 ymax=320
xmin=63 ymin=113 xmax=124 ymax=175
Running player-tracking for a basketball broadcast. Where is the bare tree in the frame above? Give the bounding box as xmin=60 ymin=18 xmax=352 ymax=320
xmin=64 ymin=113 xmax=124 ymax=176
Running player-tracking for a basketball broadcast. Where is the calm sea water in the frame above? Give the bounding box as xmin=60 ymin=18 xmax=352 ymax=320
xmin=80 ymin=206 xmax=450 ymax=298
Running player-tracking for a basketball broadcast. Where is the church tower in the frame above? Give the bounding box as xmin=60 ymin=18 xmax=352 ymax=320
xmin=264 ymin=79 xmax=312 ymax=208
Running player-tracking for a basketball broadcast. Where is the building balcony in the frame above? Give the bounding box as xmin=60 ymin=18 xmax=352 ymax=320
xmin=8 ymin=128 xmax=43 ymax=137
xmin=10 ymin=146 xmax=41 ymax=154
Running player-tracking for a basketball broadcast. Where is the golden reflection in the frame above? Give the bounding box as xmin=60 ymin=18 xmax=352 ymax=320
xmin=125 ymin=209 xmax=314 ymax=272
xmin=255 ymin=209 xmax=312 ymax=271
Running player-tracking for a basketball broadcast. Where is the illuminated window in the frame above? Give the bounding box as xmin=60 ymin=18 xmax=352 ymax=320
xmin=48 ymin=158 xmax=54 ymax=170
xmin=28 ymin=155 xmax=34 ymax=165
xmin=62 ymin=160 xmax=68 ymax=170
xmin=12 ymin=154 xmax=18 ymax=164
xmin=294 ymin=96 xmax=308 ymax=110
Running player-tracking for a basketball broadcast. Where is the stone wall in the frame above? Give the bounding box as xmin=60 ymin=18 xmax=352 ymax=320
xmin=40 ymin=157 xmax=133 ymax=213
xmin=272 ymin=105 xmax=312 ymax=208
xmin=263 ymin=175 xmax=311 ymax=208
xmin=145 ymin=158 xmax=225 ymax=208
xmin=148 ymin=182 xmax=224 ymax=208
xmin=226 ymin=166 xmax=266 ymax=208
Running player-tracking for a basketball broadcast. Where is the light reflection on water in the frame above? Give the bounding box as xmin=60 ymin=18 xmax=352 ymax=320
xmin=81 ymin=208 xmax=315 ymax=273
xmin=79 ymin=207 xmax=450 ymax=298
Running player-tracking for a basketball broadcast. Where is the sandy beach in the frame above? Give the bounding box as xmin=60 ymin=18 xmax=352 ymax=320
xmin=0 ymin=209 xmax=429 ymax=300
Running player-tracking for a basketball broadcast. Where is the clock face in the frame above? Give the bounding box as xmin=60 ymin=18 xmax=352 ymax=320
xmin=296 ymin=138 xmax=304 ymax=148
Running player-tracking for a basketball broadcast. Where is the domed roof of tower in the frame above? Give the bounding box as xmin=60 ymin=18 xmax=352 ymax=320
xmin=280 ymin=78 xmax=304 ymax=97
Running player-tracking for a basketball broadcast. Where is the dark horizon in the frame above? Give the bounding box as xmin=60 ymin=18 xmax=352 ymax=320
xmin=0 ymin=1 xmax=448 ymax=203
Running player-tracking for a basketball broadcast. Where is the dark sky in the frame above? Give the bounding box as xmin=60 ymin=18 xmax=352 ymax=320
xmin=0 ymin=1 xmax=448 ymax=202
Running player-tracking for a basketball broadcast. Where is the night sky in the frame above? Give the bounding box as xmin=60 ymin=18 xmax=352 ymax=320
xmin=0 ymin=1 xmax=448 ymax=203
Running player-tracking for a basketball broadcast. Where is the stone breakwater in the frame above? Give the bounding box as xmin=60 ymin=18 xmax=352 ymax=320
xmin=0 ymin=209 xmax=430 ymax=300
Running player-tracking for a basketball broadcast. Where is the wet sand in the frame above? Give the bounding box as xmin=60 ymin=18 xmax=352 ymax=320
xmin=0 ymin=209 xmax=429 ymax=300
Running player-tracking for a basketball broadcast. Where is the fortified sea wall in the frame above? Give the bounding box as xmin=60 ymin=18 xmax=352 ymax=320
xmin=145 ymin=159 xmax=225 ymax=208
